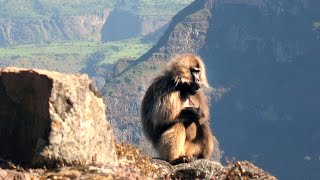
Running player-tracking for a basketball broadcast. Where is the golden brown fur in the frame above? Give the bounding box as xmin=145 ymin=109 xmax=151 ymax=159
xmin=141 ymin=54 xmax=215 ymax=164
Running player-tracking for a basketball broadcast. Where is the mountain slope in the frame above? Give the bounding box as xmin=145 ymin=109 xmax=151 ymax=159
xmin=103 ymin=0 xmax=320 ymax=179
xmin=0 ymin=1 xmax=113 ymax=45
xmin=0 ymin=0 xmax=194 ymax=46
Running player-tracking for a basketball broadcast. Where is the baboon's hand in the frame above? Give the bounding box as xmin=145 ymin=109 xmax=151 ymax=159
xmin=179 ymin=107 xmax=202 ymax=121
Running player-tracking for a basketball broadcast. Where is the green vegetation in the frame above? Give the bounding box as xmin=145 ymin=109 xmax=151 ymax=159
xmin=0 ymin=0 xmax=193 ymax=18
xmin=0 ymin=38 xmax=152 ymax=74
xmin=0 ymin=0 xmax=114 ymax=18
xmin=101 ymin=38 xmax=151 ymax=64
xmin=0 ymin=38 xmax=152 ymax=65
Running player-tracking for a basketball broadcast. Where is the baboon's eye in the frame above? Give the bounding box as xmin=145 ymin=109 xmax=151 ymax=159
xmin=191 ymin=67 xmax=201 ymax=73
xmin=191 ymin=67 xmax=201 ymax=83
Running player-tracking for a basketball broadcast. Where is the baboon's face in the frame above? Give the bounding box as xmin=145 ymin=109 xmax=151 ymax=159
xmin=177 ymin=66 xmax=201 ymax=95
xmin=189 ymin=67 xmax=201 ymax=94
xmin=172 ymin=57 xmax=204 ymax=95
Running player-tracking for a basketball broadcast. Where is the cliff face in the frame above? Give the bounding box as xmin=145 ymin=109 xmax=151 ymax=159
xmin=0 ymin=13 xmax=109 ymax=45
xmin=104 ymin=0 xmax=320 ymax=179
xmin=201 ymin=1 xmax=320 ymax=180
xmin=137 ymin=0 xmax=214 ymax=61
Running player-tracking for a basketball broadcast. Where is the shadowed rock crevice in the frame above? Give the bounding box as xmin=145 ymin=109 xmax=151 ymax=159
xmin=0 ymin=71 xmax=52 ymax=164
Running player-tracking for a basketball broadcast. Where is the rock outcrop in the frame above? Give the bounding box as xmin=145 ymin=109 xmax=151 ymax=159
xmin=0 ymin=142 xmax=277 ymax=179
xmin=0 ymin=67 xmax=117 ymax=167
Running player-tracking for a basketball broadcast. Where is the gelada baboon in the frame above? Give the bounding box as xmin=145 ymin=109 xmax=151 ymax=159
xmin=141 ymin=53 xmax=215 ymax=165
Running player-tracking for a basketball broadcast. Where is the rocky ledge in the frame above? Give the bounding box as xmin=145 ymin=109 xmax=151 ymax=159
xmin=0 ymin=143 xmax=277 ymax=179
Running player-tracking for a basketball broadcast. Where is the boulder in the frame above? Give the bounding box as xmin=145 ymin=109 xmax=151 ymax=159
xmin=171 ymin=160 xmax=224 ymax=179
xmin=0 ymin=67 xmax=117 ymax=167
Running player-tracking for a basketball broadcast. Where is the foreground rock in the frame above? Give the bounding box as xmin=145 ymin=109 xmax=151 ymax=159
xmin=0 ymin=143 xmax=277 ymax=179
xmin=0 ymin=67 xmax=117 ymax=167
